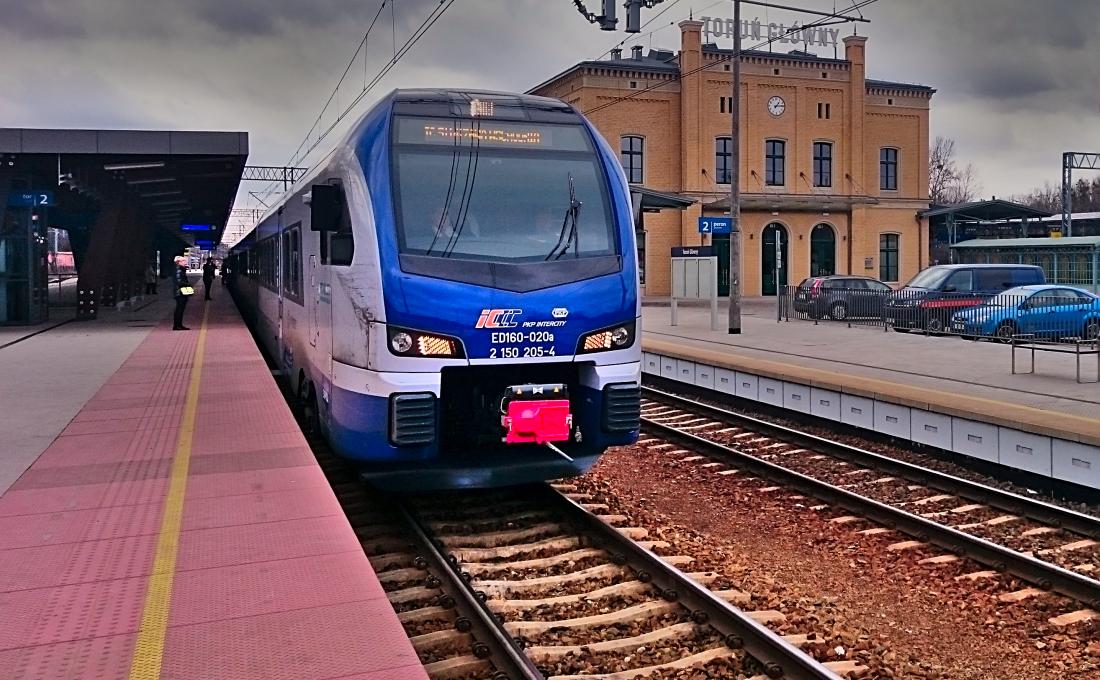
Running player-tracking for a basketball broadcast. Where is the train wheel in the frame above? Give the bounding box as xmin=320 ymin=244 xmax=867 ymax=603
xmin=297 ymin=380 xmax=319 ymax=435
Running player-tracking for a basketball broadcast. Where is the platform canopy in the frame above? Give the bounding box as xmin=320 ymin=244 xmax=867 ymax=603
xmin=0 ymin=128 xmax=248 ymax=320
xmin=920 ymin=199 xmax=1053 ymax=223
xmin=631 ymin=186 xmax=695 ymax=212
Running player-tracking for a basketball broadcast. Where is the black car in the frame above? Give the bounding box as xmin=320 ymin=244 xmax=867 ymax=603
xmin=884 ymin=264 xmax=1045 ymax=333
xmin=792 ymin=276 xmax=893 ymax=320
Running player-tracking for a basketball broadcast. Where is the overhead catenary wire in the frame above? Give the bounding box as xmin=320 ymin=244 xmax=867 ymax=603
xmin=582 ymin=0 xmax=879 ymax=117
xmin=256 ymin=0 xmax=454 ymax=204
xmin=305 ymin=0 xmax=456 ymax=160
xmin=252 ymin=0 xmax=394 ymax=201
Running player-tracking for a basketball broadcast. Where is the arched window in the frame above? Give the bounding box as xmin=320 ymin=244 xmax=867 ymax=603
xmin=620 ymin=136 xmax=644 ymax=184
xmin=761 ymin=223 xmax=789 ymax=295
xmin=810 ymin=223 xmax=836 ymax=276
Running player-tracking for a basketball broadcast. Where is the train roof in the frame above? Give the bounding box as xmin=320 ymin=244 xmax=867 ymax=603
xmin=390 ymin=88 xmax=581 ymax=123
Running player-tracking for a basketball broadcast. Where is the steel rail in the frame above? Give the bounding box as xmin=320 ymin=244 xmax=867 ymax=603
xmin=531 ymin=485 xmax=842 ymax=680
xmin=393 ymin=503 xmax=545 ymax=680
xmin=642 ymin=385 xmax=1100 ymax=540
xmin=640 ymin=411 xmax=1100 ymax=610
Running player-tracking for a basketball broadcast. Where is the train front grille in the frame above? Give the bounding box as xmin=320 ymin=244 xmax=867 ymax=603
xmin=389 ymin=393 xmax=437 ymax=446
xmin=602 ymin=383 xmax=641 ymax=433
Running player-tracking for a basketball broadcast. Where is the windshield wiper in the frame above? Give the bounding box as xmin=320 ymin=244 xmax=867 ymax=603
xmin=545 ymin=174 xmax=582 ymax=261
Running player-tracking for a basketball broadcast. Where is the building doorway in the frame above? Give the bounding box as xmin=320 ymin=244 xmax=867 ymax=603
xmin=713 ymin=233 xmax=730 ymax=296
xmin=810 ymin=223 xmax=836 ymax=276
xmin=761 ymin=223 xmax=788 ymax=295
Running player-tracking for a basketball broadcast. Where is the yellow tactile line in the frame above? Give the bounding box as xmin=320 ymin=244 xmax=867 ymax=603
xmin=128 ymin=304 xmax=209 ymax=680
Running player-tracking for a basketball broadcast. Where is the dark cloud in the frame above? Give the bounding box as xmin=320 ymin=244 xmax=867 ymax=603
xmin=0 ymin=0 xmax=1096 ymax=199
xmin=0 ymin=1 xmax=86 ymax=39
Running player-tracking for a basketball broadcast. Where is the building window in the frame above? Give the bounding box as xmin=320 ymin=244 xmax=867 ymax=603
xmin=715 ymin=137 xmax=732 ymax=184
xmin=812 ymin=142 xmax=832 ymax=187
xmin=817 ymin=102 xmax=831 ymax=119
xmin=719 ymin=96 xmax=733 ymax=113
xmin=621 ymin=135 xmax=644 ymax=184
xmin=880 ymin=147 xmax=898 ymax=191
xmin=765 ymin=139 xmax=785 ymax=186
xmin=879 ymin=233 xmax=899 ymax=282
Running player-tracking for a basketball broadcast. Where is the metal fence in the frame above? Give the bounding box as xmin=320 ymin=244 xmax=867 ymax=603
xmin=778 ymin=284 xmax=1100 ymax=343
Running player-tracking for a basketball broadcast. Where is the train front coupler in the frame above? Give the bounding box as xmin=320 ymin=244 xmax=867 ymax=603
xmin=499 ymin=383 xmax=580 ymax=460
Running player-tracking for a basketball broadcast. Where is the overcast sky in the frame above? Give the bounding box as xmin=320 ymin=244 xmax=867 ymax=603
xmin=2 ymin=0 xmax=1097 ymax=212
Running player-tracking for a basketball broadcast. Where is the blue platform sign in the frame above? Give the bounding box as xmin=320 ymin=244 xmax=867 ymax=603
xmin=7 ymin=191 xmax=54 ymax=207
xmin=698 ymin=216 xmax=732 ymax=234
xmin=181 ymin=224 xmax=214 ymax=231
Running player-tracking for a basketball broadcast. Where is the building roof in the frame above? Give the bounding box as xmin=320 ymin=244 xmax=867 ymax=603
xmin=866 ymin=78 xmax=936 ymax=93
xmin=526 ymin=50 xmax=678 ymax=94
xmin=1035 ymin=212 xmax=1100 ymax=223
xmin=703 ymin=44 xmax=848 ymax=65
xmin=0 ymin=127 xmax=248 ymax=247
xmin=950 ymin=236 xmax=1100 ymax=249
xmin=529 ymin=45 xmax=934 ymax=96
xmin=921 ymin=200 xmax=1054 ymax=221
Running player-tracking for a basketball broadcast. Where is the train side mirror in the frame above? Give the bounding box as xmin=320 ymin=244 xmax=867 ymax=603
xmin=310 ymin=184 xmax=342 ymax=232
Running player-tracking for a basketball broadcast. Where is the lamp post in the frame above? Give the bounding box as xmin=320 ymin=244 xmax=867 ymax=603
xmin=727 ymin=0 xmax=743 ymax=334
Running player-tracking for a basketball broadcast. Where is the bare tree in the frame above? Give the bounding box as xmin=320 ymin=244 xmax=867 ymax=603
xmin=929 ymin=136 xmax=958 ymax=205
xmin=942 ymin=162 xmax=980 ymax=204
xmin=929 ymin=136 xmax=981 ymax=204
xmin=1012 ymin=181 xmax=1062 ymax=213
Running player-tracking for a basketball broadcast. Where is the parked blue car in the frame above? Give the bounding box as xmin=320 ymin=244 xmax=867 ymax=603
xmin=950 ymin=285 xmax=1100 ymax=341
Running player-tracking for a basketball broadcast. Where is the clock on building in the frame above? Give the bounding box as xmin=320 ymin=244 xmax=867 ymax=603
xmin=767 ymin=96 xmax=786 ymax=117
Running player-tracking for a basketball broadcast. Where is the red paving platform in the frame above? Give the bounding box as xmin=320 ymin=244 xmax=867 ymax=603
xmin=0 ymin=294 xmax=427 ymax=680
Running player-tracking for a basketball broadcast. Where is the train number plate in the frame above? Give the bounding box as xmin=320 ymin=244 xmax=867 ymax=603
xmin=488 ymin=331 xmax=556 ymax=359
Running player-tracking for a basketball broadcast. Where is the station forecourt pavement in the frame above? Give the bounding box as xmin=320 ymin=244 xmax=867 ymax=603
xmin=641 ymin=300 xmax=1100 ymax=439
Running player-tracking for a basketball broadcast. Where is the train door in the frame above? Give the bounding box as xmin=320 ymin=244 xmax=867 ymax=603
xmin=308 ymin=239 xmax=333 ymax=427
xmin=275 ymin=212 xmax=286 ymax=371
xmin=308 ymin=254 xmax=319 ymax=347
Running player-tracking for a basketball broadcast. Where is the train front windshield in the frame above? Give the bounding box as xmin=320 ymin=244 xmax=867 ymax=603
xmin=392 ymin=116 xmax=616 ymax=262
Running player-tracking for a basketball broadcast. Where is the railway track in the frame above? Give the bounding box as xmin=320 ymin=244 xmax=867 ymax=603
xmin=639 ymin=385 xmax=1100 ymax=625
xmin=317 ymin=449 xmax=861 ymax=679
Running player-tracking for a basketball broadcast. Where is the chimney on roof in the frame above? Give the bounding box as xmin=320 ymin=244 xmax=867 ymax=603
xmin=631 ymin=45 xmax=644 ymax=59
xmin=610 ymin=48 xmax=622 ymax=60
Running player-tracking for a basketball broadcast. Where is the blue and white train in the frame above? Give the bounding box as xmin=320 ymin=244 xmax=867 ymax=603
xmin=229 ymin=89 xmax=641 ymax=490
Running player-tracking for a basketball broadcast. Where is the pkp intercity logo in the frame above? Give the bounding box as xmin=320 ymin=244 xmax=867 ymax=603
xmin=476 ymin=308 xmax=522 ymax=329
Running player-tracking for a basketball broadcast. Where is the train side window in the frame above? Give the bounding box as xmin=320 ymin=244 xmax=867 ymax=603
xmin=282 ymin=224 xmax=303 ymax=301
xmin=329 ymin=201 xmax=355 ymax=266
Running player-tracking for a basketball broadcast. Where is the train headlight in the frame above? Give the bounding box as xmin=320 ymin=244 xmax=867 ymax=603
xmin=390 ymin=332 xmax=413 ymax=354
xmin=578 ymin=321 xmax=636 ymax=354
xmin=387 ymin=326 xmax=466 ymax=358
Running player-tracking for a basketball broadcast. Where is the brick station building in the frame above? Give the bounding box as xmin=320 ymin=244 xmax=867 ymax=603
xmin=529 ymin=21 xmax=935 ymax=296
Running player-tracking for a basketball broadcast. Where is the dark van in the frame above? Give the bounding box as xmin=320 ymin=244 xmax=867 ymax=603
xmin=884 ymin=264 xmax=1045 ymax=333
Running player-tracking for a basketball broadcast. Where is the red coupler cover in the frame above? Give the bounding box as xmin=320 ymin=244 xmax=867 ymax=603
xmin=503 ymin=399 xmax=572 ymax=444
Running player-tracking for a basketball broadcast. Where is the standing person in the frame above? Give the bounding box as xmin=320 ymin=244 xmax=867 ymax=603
xmin=173 ymin=256 xmax=193 ymax=331
xmin=202 ymin=258 xmax=216 ymax=301
xmin=144 ymin=264 xmax=158 ymax=295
